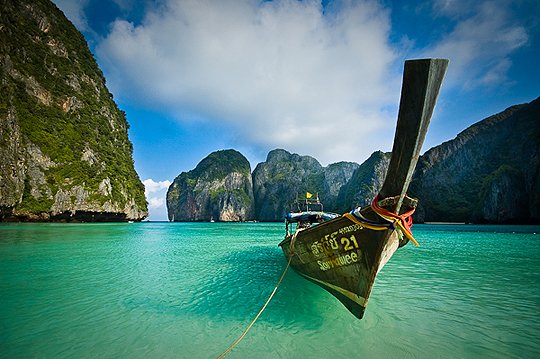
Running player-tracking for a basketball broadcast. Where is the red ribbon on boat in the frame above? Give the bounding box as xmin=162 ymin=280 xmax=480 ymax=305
xmin=370 ymin=194 xmax=419 ymax=246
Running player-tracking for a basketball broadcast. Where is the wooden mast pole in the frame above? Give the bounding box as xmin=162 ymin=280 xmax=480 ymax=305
xmin=379 ymin=58 xmax=449 ymax=213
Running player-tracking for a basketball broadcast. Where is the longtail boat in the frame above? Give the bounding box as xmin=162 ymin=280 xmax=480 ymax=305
xmin=279 ymin=58 xmax=449 ymax=319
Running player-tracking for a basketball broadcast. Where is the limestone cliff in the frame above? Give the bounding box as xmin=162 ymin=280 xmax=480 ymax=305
xmin=165 ymin=97 xmax=539 ymax=224
xmin=323 ymin=161 xmax=361 ymax=210
xmin=166 ymin=150 xmax=254 ymax=221
xmin=0 ymin=0 xmax=147 ymax=221
xmin=252 ymin=149 xmax=358 ymax=221
xmin=336 ymin=151 xmax=391 ymax=213
xmin=410 ymin=97 xmax=540 ymax=223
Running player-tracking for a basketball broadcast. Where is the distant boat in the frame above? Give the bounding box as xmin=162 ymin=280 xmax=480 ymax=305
xmin=279 ymin=59 xmax=448 ymax=319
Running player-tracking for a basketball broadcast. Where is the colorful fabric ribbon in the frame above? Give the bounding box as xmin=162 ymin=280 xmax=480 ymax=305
xmin=370 ymin=194 xmax=419 ymax=246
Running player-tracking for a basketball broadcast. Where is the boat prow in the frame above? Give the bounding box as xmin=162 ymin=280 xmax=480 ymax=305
xmin=279 ymin=58 xmax=448 ymax=318
xmin=280 ymin=195 xmax=416 ymax=319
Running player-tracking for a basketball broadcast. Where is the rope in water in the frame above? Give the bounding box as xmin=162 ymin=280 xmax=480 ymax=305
xmin=216 ymin=234 xmax=297 ymax=358
xmin=370 ymin=194 xmax=419 ymax=246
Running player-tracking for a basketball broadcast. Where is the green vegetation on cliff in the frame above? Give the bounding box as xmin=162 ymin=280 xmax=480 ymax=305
xmin=249 ymin=149 xmax=359 ymax=221
xmin=410 ymin=98 xmax=540 ymax=223
xmin=0 ymin=0 xmax=147 ymax=221
xmin=336 ymin=151 xmax=390 ymax=213
xmin=189 ymin=149 xmax=251 ymax=181
xmin=168 ymin=96 xmax=540 ymax=224
xmin=167 ymin=149 xmax=254 ymax=221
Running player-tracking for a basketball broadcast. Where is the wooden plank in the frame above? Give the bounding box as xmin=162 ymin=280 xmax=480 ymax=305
xmin=379 ymin=58 xmax=449 ymax=213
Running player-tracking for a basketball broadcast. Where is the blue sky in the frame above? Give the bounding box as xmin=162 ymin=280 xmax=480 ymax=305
xmin=52 ymin=0 xmax=539 ymax=220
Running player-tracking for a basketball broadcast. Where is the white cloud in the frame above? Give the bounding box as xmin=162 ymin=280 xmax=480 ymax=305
xmin=96 ymin=0 xmax=400 ymax=165
xmin=52 ymin=0 xmax=91 ymax=31
xmin=143 ymin=178 xmax=171 ymax=195
xmin=420 ymin=0 xmax=527 ymax=90
xmin=143 ymin=179 xmax=171 ymax=220
xmin=113 ymin=0 xmax=136 ymax=11
xmin=147 ymin=196 xmax=165 ymax=209
xmin=91 ymin=0 xmax=529 ymax=167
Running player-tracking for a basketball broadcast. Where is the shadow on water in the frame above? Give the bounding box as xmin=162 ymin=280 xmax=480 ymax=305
xmin=114 ymin=223 xmax=344 ymax=331
xmin=183 ymin=245 xmax=337 ymax=330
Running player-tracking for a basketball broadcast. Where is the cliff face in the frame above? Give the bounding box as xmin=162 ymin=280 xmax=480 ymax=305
xmin=166 ymin=150 xmax=254 ymax=221
xmin=166 ymin=96 xmax=539 ymax=224
xmin=410 ymin=97 xmax=540 ymax=223
xmin=336 ymin=151 xmax=391 ymax=213
xmin=252 ymin=149 xmax=324 ymax=221
xmin=252 ymin=149 xmax=358 ymax=221
xmin=0 ymin=0 xmax=147 ymax=221
xmin=165 ymin=98 xmax=538 ymax=223
xmin=323 ymin=161 xmax=361 ymax=210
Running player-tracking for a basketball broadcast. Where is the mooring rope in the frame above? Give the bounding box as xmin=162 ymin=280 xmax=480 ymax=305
xmin=216 ymin=234 xmax=297 ymax=358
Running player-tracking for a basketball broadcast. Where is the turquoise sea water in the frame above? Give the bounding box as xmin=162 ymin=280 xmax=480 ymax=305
xmin=1 ymin=222 xmax=539 ymax=358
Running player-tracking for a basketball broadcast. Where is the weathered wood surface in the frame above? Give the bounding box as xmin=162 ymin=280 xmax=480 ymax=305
xmin=280 ymin=58 xmax=449 ymax=320
xmin=379 ymin=58 xmax=449 ymax=213
xmin=280 ymin=215 xmax=395 ymax=319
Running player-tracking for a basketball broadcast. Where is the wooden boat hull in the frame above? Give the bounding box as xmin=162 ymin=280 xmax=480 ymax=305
xmin=278 ymin=58 xmax=448 ymax=319
xmin=279 ymin=213 xmax=400 ymax=319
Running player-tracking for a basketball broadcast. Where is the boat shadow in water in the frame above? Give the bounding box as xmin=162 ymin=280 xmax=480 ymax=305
xmin=187 ymin=245 xmax=348 ymax=330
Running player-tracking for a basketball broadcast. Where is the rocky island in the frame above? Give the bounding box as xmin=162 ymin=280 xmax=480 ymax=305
xmin=252 ymin=149 xmax=359 ymax=221
xmin=166 ymin=150 xmax=254 ymax=222
xmin=2 ymin=1 xmax=538 ymax=225
xmin=167 ymin=97 xmax=539 ymax=224
xmin=0 ymin=0 xmax=147 ymax=221
xmin=410 ymin=97 xmax=540 ymax=224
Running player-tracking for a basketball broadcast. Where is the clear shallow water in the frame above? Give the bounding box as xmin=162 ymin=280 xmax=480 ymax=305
xmin=1 ymin=222 xmax=539 ymax=359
